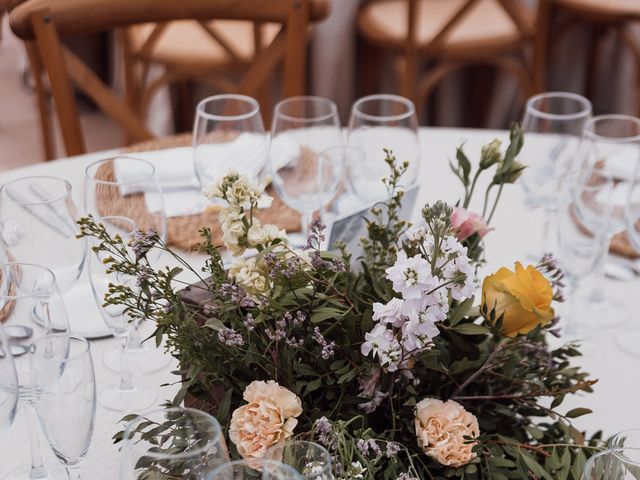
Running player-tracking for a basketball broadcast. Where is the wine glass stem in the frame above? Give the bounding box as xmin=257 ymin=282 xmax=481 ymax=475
xmin=128 ymin=320 xmax=143 ymax=351
xmin=589 ymin=238 xmax=612 ymax=305
xmin=300 ymin=211 xmax=313 ymax=240
xmin=24 ymin=401 xmax=47 ymax=478
xmin=67 ymin=468 xmax=81 ymax=480
xmin=119 ymin=334 xmax=135 ymax=391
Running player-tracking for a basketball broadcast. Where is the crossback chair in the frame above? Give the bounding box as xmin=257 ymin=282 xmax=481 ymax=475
xmin=536 ymin=0 xmax=640 ymax=114
xmin=9 ymin=0 xmax=330 ymax=157
xmin=357 ymin=0 xmax=543 ymax=123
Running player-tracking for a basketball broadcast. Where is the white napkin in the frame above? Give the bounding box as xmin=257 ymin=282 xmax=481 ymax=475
xmin=601 ymin=147 xmax=640 ymax=180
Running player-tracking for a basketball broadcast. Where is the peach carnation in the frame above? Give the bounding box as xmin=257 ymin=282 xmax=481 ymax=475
xmin=229 ymin=380 xmax=302 ymax=461
xmin=415 ymin=398 xmax=479 ymax=467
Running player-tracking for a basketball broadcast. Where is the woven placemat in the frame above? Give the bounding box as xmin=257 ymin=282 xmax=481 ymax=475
xmin=98 ymin=134 xmax=301 ymax=251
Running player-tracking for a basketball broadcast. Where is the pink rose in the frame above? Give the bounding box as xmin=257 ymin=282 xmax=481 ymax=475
xmin=450 ymin=207 xmax=493 ymax=241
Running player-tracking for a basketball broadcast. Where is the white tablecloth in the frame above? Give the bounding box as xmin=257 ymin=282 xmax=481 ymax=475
xmin=1 ymin=128 xmax=638 ymax=478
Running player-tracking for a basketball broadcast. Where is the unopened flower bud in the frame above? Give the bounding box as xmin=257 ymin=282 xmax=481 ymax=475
xmin=479 ymin=139 xmax=502 ymax=170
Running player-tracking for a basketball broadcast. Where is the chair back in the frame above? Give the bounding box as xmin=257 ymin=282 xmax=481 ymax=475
xmin=9 ymin=0 xmax=330 ymax=156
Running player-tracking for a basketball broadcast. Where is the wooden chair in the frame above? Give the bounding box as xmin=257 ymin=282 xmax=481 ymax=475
xmin=356 ymin=0 xmax=542 ymax=122
xmin=9 ymin=0 xmax=330 ymax=158
xmin=535 ymin=0 xmax=640 ymax=113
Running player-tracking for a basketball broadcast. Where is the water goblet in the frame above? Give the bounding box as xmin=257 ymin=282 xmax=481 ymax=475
xmin=84 ymin=156 xmax=170 ymax=375
xmin=347 ymin=94 xmax=420 ymax=203
xmin=207 ymin=459 xmax=303 ymax=480
xmin=29 ymin=334 xmax=96 ymax=479
xmin=87 ymin=216 xmax=156 ymax=412
xmin=0 ymin=327 xmax=18 ymax=432
xmin=520 ymin=92 xmax=592 ymax=258
xmin=582 ymin=448 xmax=640 ymax=480
xmin=269 ymin=96 xmax=343 ymax=245
xmin=119 ymin=407 xmax=229 ymax=480
xmin=194 ymin=94 xmax=268 ymax=193
xmin=268 ymin=440 xmax=332 ymax=480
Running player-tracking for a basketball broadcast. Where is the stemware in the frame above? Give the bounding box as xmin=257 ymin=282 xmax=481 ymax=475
xmin=519 ymin=92 xmax=592 ymax=258
xmin=84 ymin=156 xmax=170 ymax=375
xmin=207 ymin=460 xmax=303 ymax=480
xmin=626 ymin=158 xmax=640 ymax=253
xmin=0 ymin=176 xmax=91 ymax=336
xmin=577 ymin=115 xmax=640 ymax=337
xmin=87 ymin=215 xmax=157 ymax=412
xmin=555 ymin=172 xmax=614 ymax=341
xmin=0 ymin=262 xmax=71 ymax=480
xmin=582 ymin=448 xmax=640 ymax=480
xmin=0 ymin=327 xmax=18 ymax=432
xmin=268 ymin=440 xmax=332 ymax=480
xmin=347 ymin=94 xmax=420 ymax=203
xmin=120 ymin=407 xmax=229 ymax=480
xmin=194 ymin=94 xmax=269 ymax=193
xmin=29 ymin=334 xmax=96 ymax=479
xmin=270 ymin=96 xmax=343 ymax=244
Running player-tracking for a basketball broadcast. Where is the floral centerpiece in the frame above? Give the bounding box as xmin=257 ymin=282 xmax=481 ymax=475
xmin=79 ymin=125 xmax=601 ymax=480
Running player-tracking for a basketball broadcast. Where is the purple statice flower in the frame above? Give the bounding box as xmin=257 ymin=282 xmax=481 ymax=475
xmin=357 ymin=439 xmax=381 ymax=457
xmin=293 ymin=310 xmax=306 ymax=326
xmin=220 ymin=283 xmax=249 ymax=303
xmin=285 ymin=337 xmax=304 ymax=348
xmin=313 ymin=327 xmax=336 ymax=360
xmin=135 ymin=265 xmax=155 ymax=286
xmin=537 ymin=253 xmax=566 ymax=302
xmin=397 ymin=473 xmax=419 ymax=480
xmin=314 ymin=416 xmax=333 ymax=447
xmin=356 ymin=439 xmax=369 ymax=456
xmin=310 ymin=252 xmax=346 ymax=273
xmin=217 ymin=327 xmax=244 ymax=347
xmin=306 ymin=220 xmax=327 ymax=249
xmin=358 ymin=390 xmax=388 ymax=414
xmin=131 ymin=227 xmax=158 ymax=261
xmin=243 ymin=313 xmax=256 ymax=332
xmin=264 ymin=253 xmax=298 ymax=279
xmin=203 ymin=303 xmax=219 ymax=316
xmin=385 ymin=442 xmax=400 ymax=458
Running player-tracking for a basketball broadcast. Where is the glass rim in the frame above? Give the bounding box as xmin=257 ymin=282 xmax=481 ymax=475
xmin=0 ymin=175 xmax=73 ymax=206
xmin=274 ymin=95 xmax=338 ymax=124
xmin=584 ymin=114 xmax=640 ymax=144
xmin=123 ymin=407 xmax=223 ymax=461
xmin=0 ymin=262 xmax=58 ymax=300
xmin=93 ymin=216 xmax=137 ymax=237
xmin=525 ymin=91 xmax=592 ymax=121
xmin=85 ymin=157 xmax=157 ymax=187
xmin=351 ymin=94 xmax=416 ymax=123
xmin=207 ymin=459 xmax=302 ymax=479
xmin=29 ymin=334 xmax=90 ymax=361
xmin=196 ymin=94 xmax=261 ymax=122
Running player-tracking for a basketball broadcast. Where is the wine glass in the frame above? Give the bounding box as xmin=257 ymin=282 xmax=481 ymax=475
xmin=0 ymin=176 xmax=90 ymax=337
xmin=0 ymin=327 xmax=18 ymax=432
xmin=268 ymin=440 xmax=332 ymax=480
xmin=626 ymin=157 xmax=640 ymax=254
xmin=84 ymin=156 xmax=170 ymax=376
xmin=194 ymin=94 xmax=268 ymax=194
xmin=0 ymin=262 xmax=71 ymax=480
xmin=576 ymin=115 xmax=640 ymax=339
xmin=347 ymin=94 xmax=420 ymax=203
xmin=86 ymin=215 xmax=157 ymax=412
xmin=29 ymin=334 xmax=96 ymax=479
xmin=582 ymin=448 xmax=640 ymax=480
xmin=555 ymin=172 xmax=614 ymax=341
xmin=321 ymin=145 xmax=367 ymax=216
xmin=269 ymin=96 xmax=343 ymax=244
xmin=119 ymin=407 xmax=229 ymax=480
xmin=207 ymin=460 xmax=303 ymax=480
xmin=519 ymin=92 xmax=592 ymax=258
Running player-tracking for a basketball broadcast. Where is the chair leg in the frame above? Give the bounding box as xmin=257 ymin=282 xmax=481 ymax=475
xmin=358 ymin=37 xmax=380 ymax=97
xmin=24 ymin=42 xmax=56 ymax=161
xmin=585 ymin=25 xmax=605 ymax=104
xmin=619 ymin=25 xmax=640 ymax=117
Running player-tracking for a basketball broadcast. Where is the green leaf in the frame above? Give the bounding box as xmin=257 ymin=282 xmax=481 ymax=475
xmin=304 ymin=378 xmax=323 ymax=396
xmin=310 ymin=307 xmax=346 ymax=324
xmin=449 ymin=323 xmax=490 ymax=335
xmin=448 ymin=297 xmax=475 ymax=327
xmin=519 ymin=451 xmax=554 ymax=480
xmin=565 ymin=408 xmax=592 ymax=419
xmin=571 ymin=449 xmax=587 ymax=480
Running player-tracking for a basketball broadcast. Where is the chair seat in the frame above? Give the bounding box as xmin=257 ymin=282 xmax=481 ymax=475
xmin=358 ymin=0 xmax=535 ymax=57
xmin=555 ymin=0 xmax=640 ymax=20
xmin=128 ymin=20 xmax=281 ymax=70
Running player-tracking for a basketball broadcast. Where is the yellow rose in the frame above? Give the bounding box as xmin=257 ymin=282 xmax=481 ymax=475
xmin=481 ymin=262 xmax=555 ymax=337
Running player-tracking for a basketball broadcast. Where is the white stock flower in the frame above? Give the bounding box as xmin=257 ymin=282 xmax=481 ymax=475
xmin=372 ymin=298 xmax=406 ymax=327
xmin=229 ymin=257 xmax=268 ymax=294
xmin=385 ymin=251 xmax=435 ymax=300
xmin=361 ymin=324 xmax=402 ymax=371
xmin=404 ymin=224 xmax=427 ymax=242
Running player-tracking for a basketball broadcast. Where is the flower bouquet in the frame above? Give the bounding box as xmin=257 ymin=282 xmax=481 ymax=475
xmin=79 ymin=125 xmax=601 ymax=479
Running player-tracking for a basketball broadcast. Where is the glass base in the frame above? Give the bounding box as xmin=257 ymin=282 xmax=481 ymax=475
xmin=99 ymin=385 xmax=156 ymax=412
xmin=617 ymin=331 xmax=640 ymax=358
xmin=103 ymin=343 xmax=170 ymax=375
xmin=4 ymin=464 xmax=70 ymax=480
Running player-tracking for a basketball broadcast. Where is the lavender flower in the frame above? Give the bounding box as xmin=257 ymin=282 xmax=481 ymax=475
xmin=357 ymin=439 xmax=381 ymax=457
xmin=537 ymin=253 xmax=566 ymax=302
xmin=130 ymin=227 xmax=158 ymax=261
xmin=397 ymin=473 xmax=419 ymax=480
xmin=243 ymin=313 xmax=256 ymax=332
xmin=217 ymin=327 xmax=244 ymax=347
xmin=314 ymin=416 xmax=333 ymax=446
xmin=306 ymin=219 xmax=327 ymax=249
xmin=313 ymin=327 xmax=336 ymax=360
xmin=385 ymin=442 xmax=400 ymax=458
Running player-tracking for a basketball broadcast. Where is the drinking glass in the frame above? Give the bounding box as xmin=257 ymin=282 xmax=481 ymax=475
xmin=347 ymin=94 xmax=420 ymax=203
xmin=194 ymin=94 xmax=268 ymax=193
xmin=87 ymin=216 xmax=156 ymax=412
xmin=268 ymin=440 xmax=332 ymax=480
xmin=555 ymin=172 xmax=614 ymax=340
xmin=120 ymin=407 xmax=229 ymax=480
xmin=84 ymin=156 xmax=170 ymax=375
xmin=0 ymin=262 xmax=71 ymax=480
xmin=0 ymin=176 xmax=89 ymax=336
xmin=207 ymin=460 xmax=303 ymax=480
xmin=519 ymin=92 xmax=592 ymax=257
xmin=582 ymin=448 xmax=640 ymax=480
xmin=577 ymin=115 xmax=640 ymax=339
xmin=0 ymin=327 xmax=18 ymax=431
xmin=29 ymin=334 xmax=96 ymax=479
xmin=270 ymin=96 xmax=343 ymax=244
xmin=626 ymin=159 xmax=640 ymax=253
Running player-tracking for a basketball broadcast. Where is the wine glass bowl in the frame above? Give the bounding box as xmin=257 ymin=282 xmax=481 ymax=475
xmin=0 ymin=327 xmax=18 ymax=432
xmin=268 ymin=440 xmax=332 ymax=480
xmin=207 ymin=459 xmax=303 ymax=480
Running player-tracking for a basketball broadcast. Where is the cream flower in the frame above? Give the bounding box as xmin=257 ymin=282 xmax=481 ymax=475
xmin=228 ymin=257 xmax=268 ymax=294
xmin=229 ymin=380 xmax=302 ymax=462
xmin=415 ymin=398 xmax=479 ymax=467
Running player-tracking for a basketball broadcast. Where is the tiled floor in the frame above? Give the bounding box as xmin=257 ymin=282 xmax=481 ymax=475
xmin=0 ymin=17 xmax=119 ymax=171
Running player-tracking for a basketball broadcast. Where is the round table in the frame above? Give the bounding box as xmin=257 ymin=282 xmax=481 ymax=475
xmin=1 ymin=127 xmax=638 ymax=478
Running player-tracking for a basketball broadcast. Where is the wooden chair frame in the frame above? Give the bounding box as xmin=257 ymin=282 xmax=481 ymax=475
xmin=9 ymin=0 xmax=329 ymax=157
